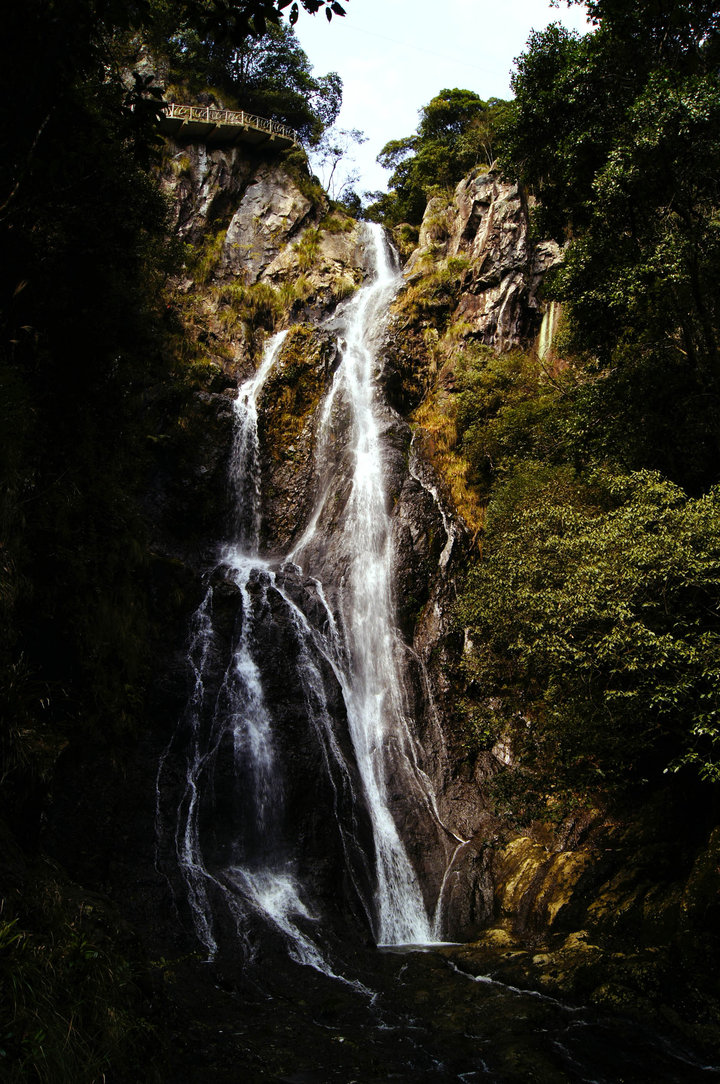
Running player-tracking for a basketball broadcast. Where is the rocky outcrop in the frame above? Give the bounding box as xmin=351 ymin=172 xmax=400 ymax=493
xmin=49 ymin=139 xmax=573 ymax=958
xmin=262 ymin=222 xmax=366 ymax=316
xmin=405 ymin=169 xmax=563 ymax=351
xmin=218 ymin=162 xmax=314 ymax=281
xmin=162 ymin=143 xmax=366 ymax=322
xmin=439 ymin=800 xmax=720 ymax=1053
xmin=256 ymin=325 xmax=340 ymax=553
xmin=162 ymin=140 xmax=260 ymax=242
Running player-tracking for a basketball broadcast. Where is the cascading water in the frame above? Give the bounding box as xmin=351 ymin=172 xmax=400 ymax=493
xmin=157 ymin=223 xmax=451 ymax=973
xmin=288 ymin=224 xmax=434 ymax=945
xmin=156 ymin=332 xmax=340 ymax=972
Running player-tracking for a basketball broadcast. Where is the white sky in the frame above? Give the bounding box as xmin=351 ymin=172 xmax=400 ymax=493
xmin=294 ymin=0 xmax=591 ymax=195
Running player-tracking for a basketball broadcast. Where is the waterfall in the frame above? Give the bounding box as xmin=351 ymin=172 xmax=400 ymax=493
xmin=156 ymin=331 xmax=340 ymax=971
xmin=157 ymin=223 xmax=443 ymax=972
xmin=289 ymin=224 xmax=434 ymax=945
xmin=538 ymin=300 xmax=561 ymax=361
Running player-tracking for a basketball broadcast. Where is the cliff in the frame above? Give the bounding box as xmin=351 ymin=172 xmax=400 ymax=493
xmin=36 ymin=141 xmax=720 ymax=1078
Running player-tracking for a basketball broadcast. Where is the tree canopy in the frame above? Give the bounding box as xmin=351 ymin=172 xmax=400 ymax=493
xmin=156 ymin=16 xmax=342 ymax=141
xmin=367 ymin=89 xmax=511 ymax=225
xmin=460 ymin=470 xmax=720 ymax=794
xmin=498 ymin=1 xmax=720 ymax=491
xmin=455 ymin=0 xmax=720 ymax=800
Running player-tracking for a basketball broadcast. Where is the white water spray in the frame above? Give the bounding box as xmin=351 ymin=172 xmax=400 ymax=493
xmin=158 ymin=224 xmax=454 ymax=970
xmin=157 ymin=331 xmax=331 ymax=966
xmin=289 ymin=224 xmax=434 ymax=944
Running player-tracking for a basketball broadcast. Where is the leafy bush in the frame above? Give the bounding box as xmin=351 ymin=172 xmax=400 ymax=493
xmin=458 ymin=471 xmax=720 ymax=795
xmin=0 ymin=879 xmax=155 ymax=1082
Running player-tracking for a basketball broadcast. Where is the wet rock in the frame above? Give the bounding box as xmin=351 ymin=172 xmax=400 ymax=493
xmin=256 ymin=325 xmax=341 ymax=554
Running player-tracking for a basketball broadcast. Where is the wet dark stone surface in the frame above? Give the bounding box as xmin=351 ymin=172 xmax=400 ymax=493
xmin=149 ymin=941 xmax=720 ymax=1083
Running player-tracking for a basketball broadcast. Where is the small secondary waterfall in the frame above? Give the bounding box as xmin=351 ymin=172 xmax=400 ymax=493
xmin=157 ymin=333 xmax=339 ymax=972
xmin=538 ymin=300 xmax=561 ymax=360
xmin=157 ymin=223 xmax=444 ymax=971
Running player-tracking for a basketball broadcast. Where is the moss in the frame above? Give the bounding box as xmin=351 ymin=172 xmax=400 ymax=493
xmin=392 ymin=251 xmax=469 ymax=329
xmin=186 ymin=226 xmax=227 ymax=286
xmin=318 ymin=211 xmax=355 ymax=234
xmin=257 ymin=325 xmax=335 ymax=463
xmin=293 ymin=227 xmax=321 ymax=272
xmin=411 ymin=392 xmax=485 ymax=536
xmin=279 ymin=146 xmax=327 ymax=208
xmin=169 ymin=153 xmax=192 ymax=178
xmin=334 ymin=275 xmax=359 ymax=302
xmin=214 ymin=280 xmax=287 ymax=337
xmin=391 ymin=223 xmax=419 ymax=260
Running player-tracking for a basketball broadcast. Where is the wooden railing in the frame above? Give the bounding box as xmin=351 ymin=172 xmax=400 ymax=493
xmin=161 ymin=102 xmax=299 ymax=145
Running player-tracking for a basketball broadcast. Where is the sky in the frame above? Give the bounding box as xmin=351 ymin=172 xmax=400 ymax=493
xmin=294 ymin=0 xmax=591 ymax=196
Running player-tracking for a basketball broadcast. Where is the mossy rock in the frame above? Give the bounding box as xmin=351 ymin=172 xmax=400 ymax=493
xmin=257 ymin=325 xmax=337 ymax=462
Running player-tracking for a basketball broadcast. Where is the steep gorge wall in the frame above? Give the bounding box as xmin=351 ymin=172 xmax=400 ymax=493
xmin=63 ymin=151 xmax=566 ymax=947
xmin=405 ymin=169 xmax=562 ymax=350
xmin=387 ymin=170 xmax=720 ymax=1047
xmin=141 ymin=151 xmax=554 ymax=947
xmin=39 ymin=133 xmax=720 ymax=1063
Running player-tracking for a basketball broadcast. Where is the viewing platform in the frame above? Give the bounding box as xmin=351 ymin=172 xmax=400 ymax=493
xmin=159 ymin=102 xmax=299 ymax=149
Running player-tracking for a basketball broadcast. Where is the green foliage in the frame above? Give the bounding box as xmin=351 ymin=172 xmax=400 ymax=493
xmin=0 ymin=877 xmax=155 ymax=1082
xmin=258 ymin=325 xmax=335 ymax=460
xmin=214 ymin=277 xmax=311 ymax=334
xmin=153 ymin=17 xmax=342 ymax=142
xmin=147 ymin=0 xmax=349 ymax=45
xmin=501 ymin=3 xmax=720 ymax=491
xmin=367 ymin=90 xmax=511 ymax=226
xmin=457 ymin=349 xmax=559 ymax=490
xmin=188 ymin=227 xmax=228 ymax=284
xmin=293 ymin=226 xmax=321 ymax=269
xmin=459 ymin=471 xmax=720 ymax=795
xmin=318 ymin=211 xmax=355 ymax=234
xmin=454 ymin=5 xmax=720 ymax=801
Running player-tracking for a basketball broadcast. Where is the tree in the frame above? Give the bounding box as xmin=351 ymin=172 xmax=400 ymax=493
xmin=501 ymin=2 xmax=720 ymax=491
xmin=159 ymin=18 xmax=342 ymax=141
xmin=453 ymin=1 xmax=720 ymax=801
xmin=311 ymin=126 xmax=367 ymax=201
xmin=367 ymin=90 xmax=511 ymax=226
xmin=149 ymin=0 xmax=349 ymax=42
xmin=459 ymin=471 xmax=720 ymax=792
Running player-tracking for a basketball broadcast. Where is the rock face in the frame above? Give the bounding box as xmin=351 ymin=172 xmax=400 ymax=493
xmin=36 ymin=119 xmax=720 ymax=1077
xmin=406 ymin=169 xmax=563 ymax=351
xmin=44 ymin=139 xmax=569 ymax=946
xmin=256 ymin=325 xmax=340 ymax=553
xmin=73 ymin=150 xmax=570 ymax=954
xmin=161 ymin=141 xmax=365 ymax=317
xmin=162 ymin=140 xmax=259 ymax=242
xmin=219 ymin=162 xmax=314 ymax=281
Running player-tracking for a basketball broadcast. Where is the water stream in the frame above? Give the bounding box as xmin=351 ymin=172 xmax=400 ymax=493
xmin=152 ymin=226 xmax=720 ymax=1082
xmin=288 ymin=223 xmax=435 ymax=946
xmin=157 ymin=224 xmax=449 ymax=971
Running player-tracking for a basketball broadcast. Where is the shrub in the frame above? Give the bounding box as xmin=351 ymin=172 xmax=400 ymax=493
xmin=458 ymin=471 xmax=720 ymax=795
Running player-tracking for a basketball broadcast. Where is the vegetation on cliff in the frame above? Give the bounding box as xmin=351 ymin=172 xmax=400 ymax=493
xmin=446 ymin=0 xmax=720 ymax=804
xmin=367 ymin=89 xmax=511 ymax=226
xmin=372 ymin=1 xmax=720 ymax=811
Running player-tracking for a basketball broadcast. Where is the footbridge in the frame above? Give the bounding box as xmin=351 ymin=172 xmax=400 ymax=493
xmin=159 ymin=102 xmax=299 ymax=149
